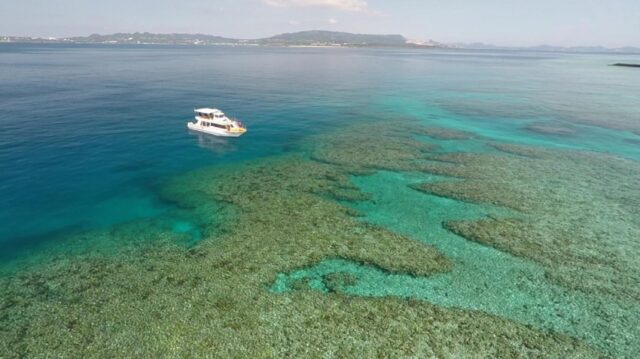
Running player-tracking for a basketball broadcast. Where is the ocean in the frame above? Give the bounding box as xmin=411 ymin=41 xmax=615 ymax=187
xmin=1 ymin=43 xmax=639 ymax=357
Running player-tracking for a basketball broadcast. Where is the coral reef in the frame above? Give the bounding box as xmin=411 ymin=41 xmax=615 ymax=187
xmin=309 ymin=122 xmax=438 ymax=173
xmin=160 ymin=155 xmax=451 ymax=278
xmin=0 ymin=123 xmax=607 ymax=358
xmin=414 ymin=143 xmax=640 ymax=302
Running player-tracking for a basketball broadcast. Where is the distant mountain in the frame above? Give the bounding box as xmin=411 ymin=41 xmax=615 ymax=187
xmin=1 ymin=31 xmax=447 ymax=48
xmin=257 ymin=30 xmax=406 ymax=46
xmin=69 ymin=32 xmax=239 ymax=45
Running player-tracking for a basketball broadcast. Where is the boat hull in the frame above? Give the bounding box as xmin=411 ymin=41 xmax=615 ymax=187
xmin=187 ymin=123 xmax=245 ymax=137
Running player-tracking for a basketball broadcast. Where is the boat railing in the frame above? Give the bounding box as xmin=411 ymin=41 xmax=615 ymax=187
xmin=230 ymin=118 xmax=246 ymax=128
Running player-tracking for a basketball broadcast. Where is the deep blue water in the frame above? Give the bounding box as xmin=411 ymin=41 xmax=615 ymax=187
xmin=0 ymin=44 xmax=374 ymax=249
xmin=1 ymin=43 xmax=639 ymax=254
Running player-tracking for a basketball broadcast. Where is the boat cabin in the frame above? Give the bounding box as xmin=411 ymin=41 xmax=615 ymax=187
xmin=195 ymin=108 xmax=227 ymax=121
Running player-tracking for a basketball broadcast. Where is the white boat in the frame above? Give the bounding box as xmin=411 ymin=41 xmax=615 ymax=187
xmin=187 ymin=108 xmax=247 ymax=137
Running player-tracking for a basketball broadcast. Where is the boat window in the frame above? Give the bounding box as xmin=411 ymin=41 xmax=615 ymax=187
xmin=212 ymin=123 xmax=227 ymax=129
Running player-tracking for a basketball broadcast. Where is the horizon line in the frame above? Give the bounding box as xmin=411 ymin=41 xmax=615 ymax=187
xmin=2 ymin=30 xmax=640 ymax=50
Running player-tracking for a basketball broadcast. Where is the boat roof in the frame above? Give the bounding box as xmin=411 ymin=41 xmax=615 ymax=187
xmin=195 ymin=108 xmax=224 ymax=115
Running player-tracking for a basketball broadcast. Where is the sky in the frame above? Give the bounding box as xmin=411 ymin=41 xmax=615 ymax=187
xmin=1 ymin=0 xmax=639 ymax=47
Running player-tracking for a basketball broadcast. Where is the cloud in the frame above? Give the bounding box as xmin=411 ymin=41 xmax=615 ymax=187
xmin=328 ymin=18 xmax=338 ymax=24
xmin=262 ymin=0 xmax=369 ymax=12
xmin=288 ymin=20 xmax=301 ymax=25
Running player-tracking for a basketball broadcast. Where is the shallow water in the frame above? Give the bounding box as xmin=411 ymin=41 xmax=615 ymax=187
xmin=272 ymin=170 xmax=639 ymax=356
xmin=1 ymin=44 xmax=640 ymax=357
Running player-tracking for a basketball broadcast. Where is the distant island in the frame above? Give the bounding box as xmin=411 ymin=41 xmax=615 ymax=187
xmin=611 ymin=63 xmax=640 ymax=68
xmin=2 ymin=31 xmax=639 ymax=53
xmin=0 ymin=30 xmax=447 ymax=48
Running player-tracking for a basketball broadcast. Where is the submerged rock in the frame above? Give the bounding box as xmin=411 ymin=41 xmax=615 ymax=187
xmin=322 ymin=272 xmax=358 ymax=293
xmin=624 ymin=137 xmax=640 ymax=146
xmin=417 ymin=127 xmax=477 ymax=140
xmin=524 ymin=121 xmax=578 ymax=137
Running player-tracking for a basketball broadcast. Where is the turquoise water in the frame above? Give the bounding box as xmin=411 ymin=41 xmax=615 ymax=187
xmin=2 ymin=44 xmax=640 ymax=357
xmin=272 ymin=171 xmax=639 ymax=355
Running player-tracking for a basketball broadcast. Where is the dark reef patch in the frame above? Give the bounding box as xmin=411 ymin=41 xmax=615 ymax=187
xmin=417 ymin=127 xmax=477 ymax=140
xmin=624 ymin=137 xmax=640 ymax=146
xmin=524 ymin=121 xmax=578 ymax=137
